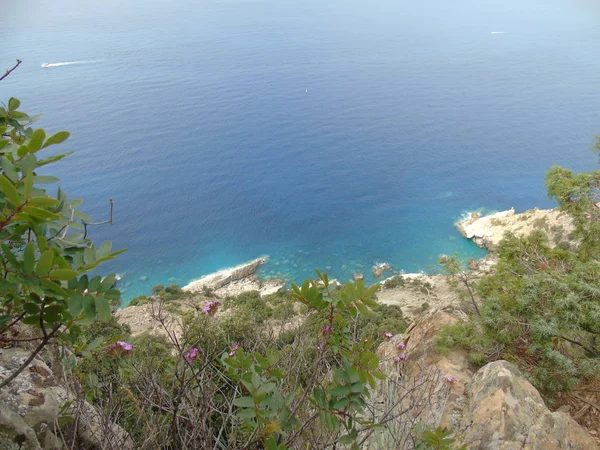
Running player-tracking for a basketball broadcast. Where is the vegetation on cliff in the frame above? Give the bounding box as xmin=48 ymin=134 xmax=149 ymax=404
xmin=438 ymin=140 xmax=600 ymax=397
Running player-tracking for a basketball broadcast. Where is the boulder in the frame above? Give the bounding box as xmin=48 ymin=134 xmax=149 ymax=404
xmin=373 ymin=262 xmax=391 ymax=279
xmin=0 ymin=347 xmax=134 ymax=450
xmin=457 ymin=361 xmax=598 ymax=449
xmin=371 ymin=309 xmax=598 ymax=449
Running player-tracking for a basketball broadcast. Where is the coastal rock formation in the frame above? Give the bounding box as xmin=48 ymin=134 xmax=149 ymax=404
xmin=373 ymin=309 xmax=598 ymax=449
xmin=377 ymin=273 xmax=462 ymax=319
xmin=182 ymin=257 xmax=285 ymax=299
xmin=456 ymin=208 xmax=575 ymax=250
xmin=183 ymin=257 xmax=268 ymax=292
xmin=372 ymin=262 xmax=391 ymax=278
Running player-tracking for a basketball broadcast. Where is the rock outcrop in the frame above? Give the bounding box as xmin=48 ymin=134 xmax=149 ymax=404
xmin=183 ymin=257 xmax=268 ymax=292
xmin=456 ymin=208 xmax=575 ymax=250
xmin=0 ymin=347 xmax=134 ymax=449
xmin=182 ymin=257 xmax=285 ymax=298
xmin=373 ymin=309 xmax=598 ymax=449
xmin=457 ymin=361 xmax=598 ymax=449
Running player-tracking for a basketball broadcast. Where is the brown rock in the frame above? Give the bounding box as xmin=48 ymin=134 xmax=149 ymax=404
xmin=457 ymin=361 xmax=599 ymax=449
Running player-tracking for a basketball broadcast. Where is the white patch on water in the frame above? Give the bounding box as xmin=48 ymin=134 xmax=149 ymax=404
xmin=491 ymin=31 xmax=506 ymax=34
xmin=41 ymin=61 xmax=92 ymax=68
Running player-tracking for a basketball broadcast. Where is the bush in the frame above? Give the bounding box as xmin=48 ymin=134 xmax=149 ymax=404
xmin=439 ymin=232 xmax=600 ymax=396
xmin=382 ymin=275 xmax=405 ymax=289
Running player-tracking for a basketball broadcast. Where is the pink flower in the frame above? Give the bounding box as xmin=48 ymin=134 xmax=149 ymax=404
xmin=316 ymin=344 xmax=323 ymax=352
xmin=229 ymin=343 xmax=240 ymax=357
xmin=444 ymin=376 xmax=456 ymax=383
xmin=103 ymin=341 xmax=133 ymax=356
xmin=382 ymin=331 xmax=393 ymax=340
xmin=203 ymin=300 xmax=221 ymax=316
xmin=393 ymin=353 xmax=407 ymax=363
xmin=322 ymin=325 xmax=332 ymax=335
xmin=184 ymin=347 xmax=199 ymax=363
xmin=396 ymin=342 xmax=406 ymax=349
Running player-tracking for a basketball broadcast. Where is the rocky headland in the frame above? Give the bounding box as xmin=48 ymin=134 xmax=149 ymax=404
xmin=456 ymin=207 xmax=575 ymax=250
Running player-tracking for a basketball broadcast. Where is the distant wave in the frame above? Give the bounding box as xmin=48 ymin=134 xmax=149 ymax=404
xmin=490 ymin=31 xmax=506 ymax=34
xmin=41 ymin=61 xmax=92 ymax=68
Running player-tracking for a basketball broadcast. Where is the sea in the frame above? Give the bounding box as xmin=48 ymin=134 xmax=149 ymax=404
xmin=3 ymin=0 xmax=600 ymax=303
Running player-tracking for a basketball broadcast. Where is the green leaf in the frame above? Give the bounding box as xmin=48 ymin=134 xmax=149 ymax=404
xmin=355 ymin=301 xmax=372 ymax=317
xmin=23 ymin=302 xmax=40 ymax=314
xmin=49 ymin=269 xmax=78 ymax=280
xmin=35 ymin=249 xmax=54 ymax=276
xmin=100 ymin=273 xmax=116 ymax=291
xmin=88 ymin=275 xmax=101 ymax=293
xmin=350 ymin=382 xmax=363 ymax=393
xmin=29 ymin=197 xmax=59 ymax=208
xmin=94 ymin=297 xmax=111 ymax=322
xmin=27 ymin=129 xmax=46 ymax=152
xmin=42 ymin=131 xmax=70 ymax=148
xmin=23 ymin=242 xmax=35 ymax=275
xmin=23 ymin=170 xmax=33 ymax=200
xmin=0 ymin=175 xmax=20 ymax=206
xmin=81 ymin=295 xmax=96 ymax=323
xmin=233 ymin=396 xmax=255 ymax=408
xmin=42 ymin=304 xmax=63 ymax=322
xmin=68 ymin=294 xmax=83 ymax=317
xmin=21 ymin=206 xmax=60 ymax=220
xmin=333 ymin=397 xmax=349 ymax=409
xmin=330 ymin=385 xmax=350 ymax=397
xmin=238 ymin=409 xmax=256 ymax=419
xmin=338 ymin=434 xmax=355 ymax=445
xmin=32 ymin=175 xmax=60 ymax=184
xmin=8 ymin=97 xmax=20 ymax=111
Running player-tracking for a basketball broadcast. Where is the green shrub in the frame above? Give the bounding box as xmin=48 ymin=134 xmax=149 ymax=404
xmin=382 ymin=275 xmax=405 ymax=289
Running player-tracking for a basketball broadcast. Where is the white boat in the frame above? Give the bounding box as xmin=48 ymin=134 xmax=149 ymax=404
xmin=41 ymin=63 xmax=50 ymax=68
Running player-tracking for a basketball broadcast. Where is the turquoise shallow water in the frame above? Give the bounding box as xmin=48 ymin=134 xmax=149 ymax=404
xmin=2 ymin=0 xmax=600 ymax=301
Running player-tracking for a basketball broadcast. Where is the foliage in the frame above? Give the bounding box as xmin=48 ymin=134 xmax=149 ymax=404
xmin=439 ymin=253 xmax=479 ymax=315
xmin=438 ymin=231 xmax=600 ymax=396
xmin=546 ymin=140 xmax=600 ymax=259
xmin=414 ymin=424 xmax=465 ymax=450
xmin=72 ymin=271 xmax=426 ymax=448
xmin=0 ymin=98 xmax=123 ymax=388
xmin=382 ymin=275 xmax=405 ymax=289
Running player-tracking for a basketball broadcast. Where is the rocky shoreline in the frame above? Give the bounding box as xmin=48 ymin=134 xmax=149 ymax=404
xmin=456 ymin=207 xmax=574 ymax=250
xmin=137 ymin=207 xmax=574 ymax=310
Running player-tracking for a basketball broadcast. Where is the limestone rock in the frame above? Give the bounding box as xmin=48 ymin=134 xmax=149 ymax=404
xmin=353 ymin=272 xmax=364 ymax=281
xmin=0 ymin=347 xmax=134 ymax=450
xmin=457 ymin=361 xmax=598 ymax=449
xmin=183 ymin=257 xmax=268 ymax=292
xmin=371 ymin=310 xmax=598 ymax=449
xmin=372 ymin=262 xmax=391 ymax=279
xmin=456 ymin=208 xmax=575 ymax=250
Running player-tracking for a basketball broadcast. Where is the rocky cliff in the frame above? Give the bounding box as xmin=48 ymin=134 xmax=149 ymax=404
xmin=373 ymin=309 xmax=600 ymax=449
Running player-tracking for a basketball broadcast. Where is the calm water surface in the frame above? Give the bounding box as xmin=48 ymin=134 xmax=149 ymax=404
xmin=3 ymin=0 xmax=600 ymax=301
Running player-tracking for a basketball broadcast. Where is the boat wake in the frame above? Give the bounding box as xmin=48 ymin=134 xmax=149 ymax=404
xmin=490 ymin=31 xmax=506 ymax=34
xmin=41 ymin=61 xmax=90 ymax=68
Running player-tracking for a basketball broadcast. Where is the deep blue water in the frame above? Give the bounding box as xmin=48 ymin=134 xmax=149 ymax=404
xmin=3 ymin=0 xmax=600 ymax=302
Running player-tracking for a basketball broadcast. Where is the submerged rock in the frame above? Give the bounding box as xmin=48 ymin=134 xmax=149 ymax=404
xmin=372 ymin=262 xmax=391 ymax=279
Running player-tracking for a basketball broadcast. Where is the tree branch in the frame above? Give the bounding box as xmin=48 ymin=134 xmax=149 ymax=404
xmin=0 ymin=59 xmax=22 ymax=82
xmin=0 ymin=322 xmax=62 ymax=389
